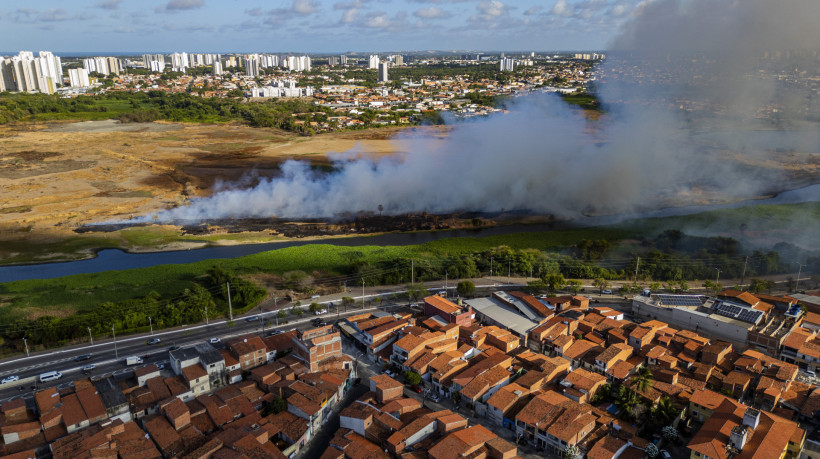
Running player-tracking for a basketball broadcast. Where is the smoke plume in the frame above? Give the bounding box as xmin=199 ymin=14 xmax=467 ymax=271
xmin=144 ymin=0 xmax=820 ymax=223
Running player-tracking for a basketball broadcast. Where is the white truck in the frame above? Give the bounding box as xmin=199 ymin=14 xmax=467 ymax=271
xmin=125 ymin=356 xmax=143 ymax=366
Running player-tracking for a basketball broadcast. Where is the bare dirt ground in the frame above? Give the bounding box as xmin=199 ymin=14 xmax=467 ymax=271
xmin=0 ymin=121 xmax=451 ymax=257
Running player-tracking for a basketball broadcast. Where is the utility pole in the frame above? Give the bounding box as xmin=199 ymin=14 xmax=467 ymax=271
xmin=508 ymin=257 xmax=511 ymax=285
xmin=445 ymin=270 xmax=448 ymax=296
xmin=87 ymin=327 xmax=93 ymax=344
xmin=204 ymin=306 xmax=208 ymax=326
xmin=490 ymin=257 xmax=493 ymax=278
xmin=411 ymin=260 xmax=414 ymax=285
xmin=740 ymin=256 xmax=749 ymax=289
xmin=227 ymin=282 xmax=233 ymax=321
xmin=715 ymin=268 xmax=722 ymax=286
xmin=148 ymin=317 xmax=153 ymax=335
xmin=635 ymin=257 xmax=640 ymax=283
xmin=794 ymin=262 xmax=805 ymax=291
xmin=112 ymin=325 xmax=118 ymax=359
xmin=362 ymin=279 xmax=365 ymax=308
xmin=22 ymin=338 xmax=29 ymax=357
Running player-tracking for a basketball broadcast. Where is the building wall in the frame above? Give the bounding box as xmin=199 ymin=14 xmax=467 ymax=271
xmin=340 ymin=416 xmax=368 ymax=436
xmin=632 ymin=299 xmax=749 ymax=348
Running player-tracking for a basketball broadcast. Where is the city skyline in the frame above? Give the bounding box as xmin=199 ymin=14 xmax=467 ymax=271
xmin=0 ymin=0 xmax=642 ymax=53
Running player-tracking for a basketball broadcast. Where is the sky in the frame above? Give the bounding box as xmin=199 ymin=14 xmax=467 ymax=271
xmin=0 ymin=0 xmax=643 ymax=54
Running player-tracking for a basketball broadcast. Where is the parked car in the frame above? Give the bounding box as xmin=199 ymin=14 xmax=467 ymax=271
xmin=410 ymin=384 xmax=422 ymax=394
xmin=167 ymin=345 xmax=181 ymax=352
xmin=209 ymin=338 xmax=220 ymax=344
xmin=659 ymin=450 xmax=672 ymax=459
xmin=429 ymin=393 xmax=441 ymax=403
xmin=156 ymin=363 xmax=165 ymax=370
xmin=266 ymin=330 xmax=284 ymax=336
xmin=314 ymin=309 xmax=327 ymax=315
xmin=601 ymin=289 xmax=613 ymax=294
xmin=147 ymin=337 xmax=161 ymax=345
xmin=81 ymin=364 xmax=96 ymax=373
xmin=74 ymin=354 xmax=92 ymax=362
xmin=1 ymin=375 xmax=19 ymax=384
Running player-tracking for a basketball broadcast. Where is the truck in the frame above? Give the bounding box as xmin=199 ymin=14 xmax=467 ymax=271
xmin=125 ymin=356 xmax=143 ymax=366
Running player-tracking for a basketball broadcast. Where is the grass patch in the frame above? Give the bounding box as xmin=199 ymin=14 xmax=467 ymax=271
xmin=0 ymin=205 xmax=32 ymax=214
xmin=118 ymin=226 xmax=183 ymax=247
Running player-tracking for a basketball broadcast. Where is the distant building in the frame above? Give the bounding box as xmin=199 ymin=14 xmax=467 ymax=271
xmin=340 ymin=54 xmax=348 ymax=65
xmin=68 ymin=68 xmax=90 ymax=87
xmin=286 ymin=55 xmax=311 ymax=72
xmin=0 ymin=51 xmax=62 ymax=94
xmin=245 ymin=55 xmax=260 ymax=77
xmin=328 ymin=56 xmax=339 ymax=66
xmin=212 ymin=61 xmax=223 ymax=76
xmin=378 ymin=62 xmax=389 ymax=82
xmin=499 ymin=57 xmax=515 ymax=72
xmin=393 ymin=54 xmax=404 ymax=66
xmin=369 ymin=54 xmax=380 ymax=69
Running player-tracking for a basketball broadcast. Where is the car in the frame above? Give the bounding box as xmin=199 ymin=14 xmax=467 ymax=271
xmin=601 ymin=289 xmax=613 ymax=294
xmin=266 ymin=330 xmax=284 ymax=336
xmin=314 ymin=309 xmax=327 ymax=315
xmin=246 ymin=315 xmax=259 ymax=322
xmin=410 ymin=384 xmax=422 ymax=394
xmin=147 ymin=337 xmax=161 ymax=345
xmin=1 ymin=375 xmax=19 ymax=384
xmin=167 ymin=345 xmax=181 ymax=352
xmin=74 ymin=354 xmax=92 ymax=362
xmin=156 ymin=363 xmax=165 ymax=370
xmin=429 ymin=393 xmax=441 ymax=403
xmin=659 ymin=450 xmax=672 ymax=459
xmin=209 ymin=338 xmax=220 ymax=344
xmin=81 ymin=364 xmax=96 ymax=373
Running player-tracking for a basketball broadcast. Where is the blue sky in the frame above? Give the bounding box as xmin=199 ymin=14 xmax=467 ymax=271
xmin=0 ymin=0 xmax=642 ymax=53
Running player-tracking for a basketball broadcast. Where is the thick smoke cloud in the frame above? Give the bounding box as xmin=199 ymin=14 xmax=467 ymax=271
xmin=143 ymin=0 xmax=820 ymax=223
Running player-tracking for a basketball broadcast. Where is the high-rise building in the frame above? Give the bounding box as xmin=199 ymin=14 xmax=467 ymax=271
xmin=393 ymin=55 xmax=403 ymax=66
xmin=170 ymin=52 xmax=189 ymax=71
xmin=0 ymin=51 xmax=61 ymax=94
xmin=378 ymin=62 xmax=389 ymax=82
xmin=369 ymin=55 xmax=380 ymax=69
xmin=213 ymin=61 xmax=223 ymax=76
xmin=499 ymin=57 xmax=515 ymax=72
xmin=328 ymin=56 xmax=339 ymax=66
xmin=285 ymin=55 xmax=311 ymax=72
xmin=0 ymin=60 xmax=15 ymax=92
xmin=340 ymin=55 xmax=347 ymax=65
xmin=245 ymin=55 xmax=260 ymax=77
xmin=68 ymin=68 xmax=90 ymax=87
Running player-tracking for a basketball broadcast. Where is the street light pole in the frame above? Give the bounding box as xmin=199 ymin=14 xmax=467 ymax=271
xmin=22 ymin=338 xmax=29 ymax=357
xmin=715 ymin=268 xmax=722 ymax=286
xmin=445 ymin=270 xmax=448 ymax=296
xmin=204 ymin=306 xmax=209 ymax=326
xmin=793 ymin=262 xmax=805 ymax=291
xmin=148 ymin=317 xmax=153 ymax=335
xmin=87 ymin=327 xmax=93 ymax=344
xmin=112 ymin=325 xmax=118 ymax=359
xmin=362 ymin=279 xmax=365 ymax=308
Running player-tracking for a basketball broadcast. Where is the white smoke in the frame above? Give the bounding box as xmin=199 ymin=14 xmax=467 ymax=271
xmin=141 ymin=0 xmax=820 ymax=223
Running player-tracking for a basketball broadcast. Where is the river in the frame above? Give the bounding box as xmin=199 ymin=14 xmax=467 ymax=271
xmin=1 ymin=183 xmax=817 ymax=283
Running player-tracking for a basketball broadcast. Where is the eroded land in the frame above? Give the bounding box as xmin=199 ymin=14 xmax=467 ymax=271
xmin=0 ymin=121 xmax=456 ymax=263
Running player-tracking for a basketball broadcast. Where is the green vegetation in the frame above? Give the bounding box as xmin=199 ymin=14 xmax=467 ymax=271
xmin=560 ymin=92 xmax=602 ymax=111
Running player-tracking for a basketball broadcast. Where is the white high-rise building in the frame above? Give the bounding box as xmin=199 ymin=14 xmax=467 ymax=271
xmin=378 ymin=62 xmax=389 ymax=82
xmin=340 ymin=55 xmax=347 ymax=65
xmin=500 ymin=57 xmax=515 ymax=72
xmin=369 ymin=55 xmax=380 ymax=69
xmin=285 ymin=55 xmax=311 ymax=72
xmin=37 ymin=51 xmax=62 ymax=85
xmin=1 ymin=51 xmax=61 ymax=94
xmin=213 ymin=61 xmax=223 ymax=76
xmin=0 ymin=60 xmax=16 ymax=92
xmin=68 ymin=68 xmax=90 ymax=87
xmin=245 ymin=55 xmax=260 ymax=77
xmin=170 ymin=52 xmax=189 ymax=71
xmin=392 ymin=55 xmax=403 ymax=66
xmin=83 ymin=57 xmax=120 ymax=76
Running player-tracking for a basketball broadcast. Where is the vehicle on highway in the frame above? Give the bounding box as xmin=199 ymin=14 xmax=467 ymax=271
xmin=314 ymin=309 xmax=327 ymax=315
xmin=266 ymin=330 xmax=284 ymax=336
xmin=246 ymin=315 xmax=259 ymax=322
xmin=167 ymin=345 xmax=181 ymax=352
xmin=74 ymin=354 xmax=92 ymax=362
xmin=157 ymin=363 xmax=166 ymax=370
xmin=81 ymin=364 xmax=96 ymax=373
xmin=147 ymin=337 xmax=161 ymax=345
xmin=1 ymin=375 xmax=20 ymax=384
xmin=126 ymin=356 xmax=143 ymax=366
xmin=209 ymin=338 xmax=220 ymax=344
xmin=410 ymin=384 xmax=422 ymax=394
xmin=39 ymin=371 xmax=63 ymax=383
xmin=601 ymin=289 xmax=613 ymax=294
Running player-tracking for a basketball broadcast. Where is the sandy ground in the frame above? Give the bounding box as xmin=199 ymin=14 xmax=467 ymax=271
xmin=0 ymin=120 xmax=443 ymax=249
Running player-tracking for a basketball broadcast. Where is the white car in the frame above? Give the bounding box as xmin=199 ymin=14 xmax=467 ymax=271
xmin=81 ymin=364 xmax=96 ymax=373
xmin=314 ymin=309 xmax=327 ymax=315
xmin=1 ymin=375 xmax=19 ymax=384
xmin=209 ymin=338 xmax=220 ymax=344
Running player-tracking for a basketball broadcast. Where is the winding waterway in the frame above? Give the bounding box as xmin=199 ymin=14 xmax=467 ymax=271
xmin=1 ymin=183 xmax=818 ymax=282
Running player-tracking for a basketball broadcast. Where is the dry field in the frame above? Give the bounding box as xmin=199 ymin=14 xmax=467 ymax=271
xmin=0 ymin=121 xmax=451 ymax=260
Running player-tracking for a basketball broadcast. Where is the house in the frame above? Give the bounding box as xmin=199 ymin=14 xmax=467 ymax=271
xmin=593 ymin=342 xmax=633 ymax=374
xmin=423 ymin=295 xmax=474 ymax=327
xmin=169 ymin=343 xmax=226 ymax=387
xmin=486 ymin=383 xmax=529 ymax=427
xmin=226 ymin=334 xmax=268 ymax=370
xmin=560 ymin=368 xmax=606 ymax=403
xmin=181 ymin=363 xmax=211 ymax=396
xmin=292 ymin=326 xmax=346 ymax=372
xmin=515 ymin=390 xmax=598 ymax=456
xmin=369 ymin=374 xmax=404 ymax=403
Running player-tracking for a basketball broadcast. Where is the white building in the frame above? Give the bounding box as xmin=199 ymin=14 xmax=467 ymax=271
xmin=245 ymin=55 xmax=260 ymax=77
xmin=68 ymin=68 xmax=90 ymax=88
xmin=285 ymin=55 xmax=311 ymax=72
xmin=340 ymin=55 xmax=347 ymax=65
xmin=500 ymin=57 xmax=515 ymax=72
xmin=213 ymin=61 xmax=223 ymax=76
xmin=369 ymin=55 xmax=380 ymax=69
xmin=378 ymin=62 xmax=389 ymax=82
xmin=0 ymin=51 xmax=62 ymax=94
xmin=170 ymin=52 xmax=189 ymax=71
xmin=248 ymin=79 xmax=314 ymax=98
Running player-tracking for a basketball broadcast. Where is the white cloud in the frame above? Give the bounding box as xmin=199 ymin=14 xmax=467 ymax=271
xmin=97 ymin=0 xmax=123 ymax=10
xmin=292 ymin=0 xmax=318 ymax=15
xmin=551 ymin=0 xmax=573 ymax=17
xmin=157 ymin=0 xmax=205 ymax=13
xmin=414 ymin=6 xmax=451 ymax=19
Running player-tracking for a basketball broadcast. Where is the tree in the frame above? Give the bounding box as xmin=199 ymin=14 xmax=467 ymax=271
xmin=309 ymin=302 xmax=321 ymax=314
xmin=645 ymin=443 xmax=659 ymax=458
xmin=652 ymin=396 xmax=680 ymax=426
xmin=567 ymin=279 xmax=583 ymax=294
xmin=631 ymin=366 xmax=654 ymax=393
xmin=404 ymin=371 xmax=421 ymax=385
xmin=290 ymin=306 xmax=303 ymax=316
xmin=542 ymin=273 xmax=566 ymax=294
xmin=341 ymin=296 xmax=355 ymax=310
xmin=277 ymin=309 xmax=287 ymax=319
xmin=615 ymin=385 xmax=639 ymax=419
xmin=457 ymin=280 xmax=476 ymax=298
xmin=406 ymin=283 xmax=429 ymax=303
xmin=451 ymin=391 xmax=461 ymax=406
xmin=749 ymin=278 xmax=767 ymax=293
xmin=594 ymin=278 xmax=609 ymax=292
xmin=662 ymin=425 xmax=678 ymax=442
xmin=563 ymin=445 xmax=579 ymax=459
xmin=265 ymin=396 xmax=287 ymax=415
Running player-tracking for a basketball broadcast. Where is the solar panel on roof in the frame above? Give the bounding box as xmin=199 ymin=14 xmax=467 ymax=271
xmin=657 ymin=294 xmax=703 ymax=307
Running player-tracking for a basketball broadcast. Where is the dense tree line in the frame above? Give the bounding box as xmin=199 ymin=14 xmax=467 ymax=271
xmin=3 ymin=268 xmax=265 ymax=347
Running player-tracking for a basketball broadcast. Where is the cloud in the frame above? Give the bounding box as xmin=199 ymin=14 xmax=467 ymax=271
xmin=470 ymin=0 xmax=509 ymax=22
xmin=10 ymin=7 xmax=91 ymax=22
xmin=292 ymin=0 xmax=318 ymax=15
xmin=550 ymin=0 xmax=573 ymax=17
xmin=414 ymin=6 xmax=452 ymax=19
xmin=157 ymin=0 xmax=205 ymax=13
xmin=97 ymin=0 xmax=123 ymax=10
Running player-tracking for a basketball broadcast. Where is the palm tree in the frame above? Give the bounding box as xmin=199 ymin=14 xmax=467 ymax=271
xmin=652 ymin=396 xmax=680 ymax=426
xmin=631 ymin=366 xmax=654 ymax=393
xmin=615 ymin=386 xmax=639 ymax=419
